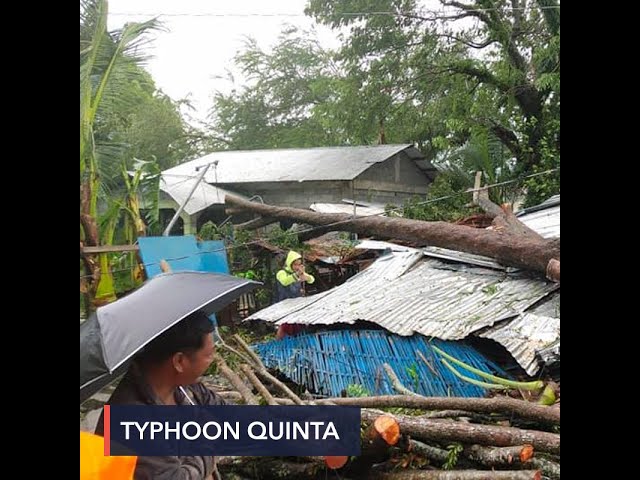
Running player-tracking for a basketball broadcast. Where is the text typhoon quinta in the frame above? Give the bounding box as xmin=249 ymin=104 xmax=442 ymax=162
xmin=120 ymin=421 xmax=341 ymax=441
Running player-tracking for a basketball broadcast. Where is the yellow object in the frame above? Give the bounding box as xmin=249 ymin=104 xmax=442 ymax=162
xmin=80 ymin=431 xmax=136 ymax=479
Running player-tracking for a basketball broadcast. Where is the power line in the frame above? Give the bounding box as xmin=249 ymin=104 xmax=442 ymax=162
xmin=109 ymin=6 xmax=560 ymax=18
xmin=79 ymin=167 xmax=559 ymax=280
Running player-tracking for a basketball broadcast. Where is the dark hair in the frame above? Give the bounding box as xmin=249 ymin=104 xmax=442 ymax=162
xmin=137 ymin=310 xmax=214 ymax=364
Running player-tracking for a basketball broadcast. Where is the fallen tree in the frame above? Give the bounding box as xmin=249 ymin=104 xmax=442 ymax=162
xmin=224 ymin=195 xmax=560 ymax=281
xmin=361 ymin=410 xmax=560 ymax=455
xmin=298 ymin=395 xmax=559 ymax=426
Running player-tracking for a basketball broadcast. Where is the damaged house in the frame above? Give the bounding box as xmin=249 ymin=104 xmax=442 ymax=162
xmin=156 ymin=144 xmax=437 ymax=234
xmin=245 ymin=197 xmax=560 ymax=398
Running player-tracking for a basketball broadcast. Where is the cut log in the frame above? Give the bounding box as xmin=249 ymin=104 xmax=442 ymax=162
xmin=366 ymin=415 xmax=401 ymax=449
xmin=370 ymin=470 xmax=541 ymax=480
xmin=403 ymin=439 xmax=533 ymax=469
xmin=312 ymin=395 xmax=559 ymax=425
xmin=344 ymin=414 xmax=402 ymax=475
xmin=546 ymin=258 xmax=560 ymax=282
xmin=225 ymin=195 xmax=560 ymax=277
xmin=527 ymin=457 xmax=560 ymax=480
xmin=463 ymin=444 xmax=534 ymax=466
xmin=361 ymin=410 xmax=560 ymax=455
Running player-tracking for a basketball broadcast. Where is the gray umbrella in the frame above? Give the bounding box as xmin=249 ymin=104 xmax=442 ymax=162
xmin=80 ymin=271 xmax=261 ymax=403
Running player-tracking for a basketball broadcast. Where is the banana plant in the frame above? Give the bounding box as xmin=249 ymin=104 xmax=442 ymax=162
xmin=432 ymin=345 xmax=544 ymax=392
xmin=120 ymin=159 xmax=160 ymax=286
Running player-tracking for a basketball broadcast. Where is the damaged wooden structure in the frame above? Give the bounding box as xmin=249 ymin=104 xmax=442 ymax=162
xmin=209 ymin=334 xmax=559 ymax=480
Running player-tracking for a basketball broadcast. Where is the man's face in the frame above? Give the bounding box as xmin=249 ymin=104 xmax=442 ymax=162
xmin=181 ymin=333 xmax=215 ymax=384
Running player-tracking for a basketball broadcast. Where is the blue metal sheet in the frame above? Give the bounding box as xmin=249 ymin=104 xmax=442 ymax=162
xmin=138 ymin=236 xmax=230 ymax=278
xmin=138 ymin=236 xmax=231 ymax=325
xmin=138 ymin=236 xmax=201 ymax=278
xmin=253 ymin=330 xmax=507 ymax=398
xmin=198 ymin=240 xmax=230 ymax=274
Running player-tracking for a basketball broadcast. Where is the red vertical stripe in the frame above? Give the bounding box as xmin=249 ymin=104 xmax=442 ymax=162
xmin=103 ymin=405 xmax=111 ymax=456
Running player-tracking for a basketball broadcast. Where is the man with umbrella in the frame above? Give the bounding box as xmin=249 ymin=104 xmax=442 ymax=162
xmin=95 ymin=310 xmax=224 ymax=479
xmin=81 ymin=271 xmax=261 ymax=479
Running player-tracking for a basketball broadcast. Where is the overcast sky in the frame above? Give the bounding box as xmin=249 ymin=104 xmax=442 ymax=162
xmin=108 ymin=0 xmax=341 ymax=124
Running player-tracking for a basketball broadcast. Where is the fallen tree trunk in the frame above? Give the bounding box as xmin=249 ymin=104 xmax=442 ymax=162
xmin=361 ymin=410 xmax=560 ymax=455
xmin=313 ymin=395 xmax=559 ymax=425
xmin=407 ymin=440 xmax=533 ymax=469
xmin=370 ymin=470 xmax=540 ymax=480
xmin=225 ymin=195 xmax=559 ymax=279
xmin=235 ymin=215 xmax=278 ymax=230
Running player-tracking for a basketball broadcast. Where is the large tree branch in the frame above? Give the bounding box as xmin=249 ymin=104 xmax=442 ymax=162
xmin=436 ymin=33 xmax=497 ymax=49
xmin=225 ymin=195 xmax=560 ymax=280
xmin=488 ymin=120 xmax=523 ymax=159
xmin=447 ymin=62 xmax=512 ymax=92
xmin=441 ymin=1 xmax=494 ymax=25
xmin=444 ymin=0 xmax=528 ymax=73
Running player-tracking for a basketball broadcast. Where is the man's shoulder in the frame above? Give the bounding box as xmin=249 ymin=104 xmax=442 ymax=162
xmin=188 ymin=382 xmax=226 ymax=405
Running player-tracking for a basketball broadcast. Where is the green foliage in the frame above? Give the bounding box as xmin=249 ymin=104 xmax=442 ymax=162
xmin=443 ymin=443 xmax=464 ymax=470
xmin=199 ymin=221 xmax=234 ymax=241
xmin=345 ymin=384 xmax=370 ymax=397
xmin=397 ymin=174 xmax=471 ymax=222
xmin=482 ymin=284 xmax=498 ymax=295
xmin=405 ymin=363 xmax=420 ymax=391
xmin=267 ymin=227 xmax=308 ymax=253
xmin=211 ymin=0 xmax=559 ymax=206
xmin=209 ymin=27 xmax=347 ymax=149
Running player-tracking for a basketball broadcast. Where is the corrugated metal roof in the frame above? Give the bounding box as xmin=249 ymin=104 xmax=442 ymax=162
xmin=480 ymin=312 xmax=560 ymax=376
xmin=163 ymin=145 xmax=434 ymax=184
xmin=517 ymin=205 xmax=560 ymax=239
xmin=422 ymin=246 xmax=508 ymax=270
xmin=516 ymin=196 xmax=560 ymax=239
xmin=247 ymin=252 xmax=558 ymax=341
xmin=159 ymin=176 xmax=239 ymax=215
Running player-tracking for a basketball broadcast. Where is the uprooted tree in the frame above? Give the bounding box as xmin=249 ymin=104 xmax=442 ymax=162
xmin=224 ymin=195 xmax=560 ymax=282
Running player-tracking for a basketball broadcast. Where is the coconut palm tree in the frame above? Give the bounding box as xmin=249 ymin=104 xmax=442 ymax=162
xmin=441 ymin=129 xmax=521 ymax=207
xmin=80 ymin=0 xmax=160 ymax=309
